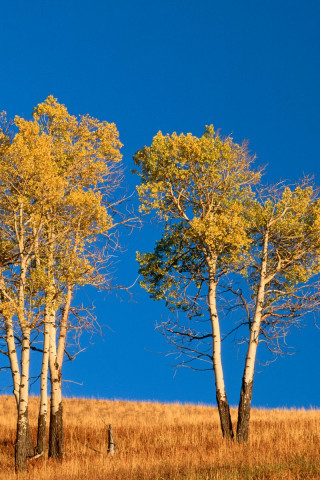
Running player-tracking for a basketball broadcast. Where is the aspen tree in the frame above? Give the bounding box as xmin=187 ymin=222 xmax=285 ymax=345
xmin=135 ymin=126 xmax=320 ymax=444
xmin=0 ymin=97 xmax=123 ymax=467
xmin=32 ymin=97 xmax=122 ymax=458
xmin=0 ymin=115 xmax=53 ymax=469
xmin=134 ymin=126 xmax=260 ymax=439
xmin=34 ymin=227 xmax=56 ymax=457
xmin=236 ymin=183 xmax=320 ymax=442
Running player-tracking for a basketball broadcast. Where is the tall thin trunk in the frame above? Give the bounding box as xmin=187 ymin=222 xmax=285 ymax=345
xmin=48 ymin=284 xmax=73 ymax=458
xmin=33 ymin=224 xmax=49 ymax=457
xmin=35 ymin=305 xmax=50 ymax=456
xmin=236 ymin=229 xmax=269 ymax=443
xmin=208 ymin=258 xmax=234 ymax=439
xmin=15 ymin=223 xmax=34 ymax=469
xmin=5 ymin=315 xmax=35 ymax=460
xmin=5 ymin=316 xmax=21 ymax=407
xmin=48 ymin=306 xmax=63 ymax=459
xmin=15 ymin=328 xmax=32 ymax=471
xmin=56 ymin=285 xmax=73 ymax=368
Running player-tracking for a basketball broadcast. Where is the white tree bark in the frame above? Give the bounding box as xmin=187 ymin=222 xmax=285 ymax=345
xmin=49 ymin=306 xmax=60 ymax=412
xmin=18 ymin=328 xmax=30 ymax=416
xmin=15 ymin=326 xmax=32 ymax=470
xmin=15 ymin=205 xmax=34 ymax=469
xmin=57 ymin=285 xmax=73 ymax=367
xmin=35 ymin=303 xmax=50 ymax=456
xmin=236 ymin=228 xmax=269 ymax=442
xmin=5 ymin=316 xmax=20 ymax=408
xmin=207 ymin=257 xmax=234 ymax=439
xmin=48 ymin=284 xmax=73 ymax=458
xmin=39 ymin=312 xmax=50 ymax=414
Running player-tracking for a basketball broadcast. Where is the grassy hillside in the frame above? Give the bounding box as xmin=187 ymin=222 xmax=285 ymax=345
xmin=1 ymin=395 xmax=320 ymax=479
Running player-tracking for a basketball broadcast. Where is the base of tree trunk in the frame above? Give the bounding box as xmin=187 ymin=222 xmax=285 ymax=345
xmin=49 ymin=402 xmax=63 ymax=459
xmin=236 ymin=379 xmax=253 ymax=443
xmin=35 ymin=413 xmax=47 ymax=456
xmin=15 ymin=408 xmax=33 ymax=471
xmin=216 ymin=390 xmax=234 ymax=439
xmin=26 ymin=418 xmax=35 ymax=457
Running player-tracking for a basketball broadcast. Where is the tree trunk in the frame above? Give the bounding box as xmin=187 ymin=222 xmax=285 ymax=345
xmin=48 ymin=361 xmax=63 ymax=458
xmin=236 ymin=309 xmax=264 ymax=443
xmin=15 ymin=329 xmax=33 ymax=471
xmin=48 ymin=306 xmax=64 ymax=459
xmin=236 ymin=379 xmax=253 ymax=442
xmin=207 ymin=258 xmax=234 ymax=439
xmin=15 ymin=408 xmax=30 ymax=471
xmin=36 ymin=413 xmax=47 ymax=457
xmin=48 ymin=285 xmax=72 ymax=458
xmin=49 ymin=399 xmax=63 ymax=458
xmin=236 ymin=229 xmax=269 ymax=443
xmin=26 ymin=421 xmax=34 ymax=457
xmin=5 ymin=316 xmax=21 ymax=407
xmin=35 ymin=307 xmax=50 ymax=456
xmin=236 ymin=306 xmax=263 ymax=443
xmin=15 ymin=413 xmax=34 ymax=465
xmin=216 ymin=390 xmax=234 ymax=439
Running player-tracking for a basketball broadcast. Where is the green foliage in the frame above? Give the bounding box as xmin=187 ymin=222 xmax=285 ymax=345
xmin=135 ymin=125 xmax=320 ymax=358
xmin=134 ymin=126 xmax=260 ymax=315
xmin=138 ymin=223 xmax=206 ymax=316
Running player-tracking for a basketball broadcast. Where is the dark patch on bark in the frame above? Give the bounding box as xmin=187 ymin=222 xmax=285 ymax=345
xmin=216 ymin=390 xmax=234 ymax=439
xmin=15 ymin=408 xmax=33 ymax=471
xmin=35 ymin=413 xmax=47 ymax=457
xmin=26 ymin=417 xmax=34 ymax=457
xmin=49 ymin=402 xmax=63 ymax=459
xmin=236 ymin=379 xmax=254 ymax=443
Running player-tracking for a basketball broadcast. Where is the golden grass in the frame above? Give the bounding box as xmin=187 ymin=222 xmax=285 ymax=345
xmin=1 ymin=395 xmax=320 ymax=479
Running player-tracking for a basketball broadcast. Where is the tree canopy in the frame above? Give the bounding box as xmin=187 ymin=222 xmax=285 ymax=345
xmin=134 ymin=126 xmax=320 ymax=442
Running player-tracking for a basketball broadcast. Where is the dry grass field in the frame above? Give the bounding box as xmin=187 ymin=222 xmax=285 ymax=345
xmin=1 ymin=395 xmax=320 ymax=480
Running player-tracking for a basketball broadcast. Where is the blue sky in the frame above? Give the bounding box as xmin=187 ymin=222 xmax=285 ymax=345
xmin=1 ymin=0 xmax=320 ymax=407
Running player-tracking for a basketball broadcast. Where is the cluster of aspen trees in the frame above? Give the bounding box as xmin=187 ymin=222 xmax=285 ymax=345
xmin=0 ymin=97 xmax=122 ymax=470
xmin=134 ymin=127 xmax=320 ymax=443
xmin=1 ymin=100 xmax=320 ymax=471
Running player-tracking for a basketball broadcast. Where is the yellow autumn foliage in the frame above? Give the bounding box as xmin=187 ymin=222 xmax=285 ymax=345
xmin=0 ymin=96 xmax=123 ymax=324
xmin=135 ymin=126 xmax=259 ymax=263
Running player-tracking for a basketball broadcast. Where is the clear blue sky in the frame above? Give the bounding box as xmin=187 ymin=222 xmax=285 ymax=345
xmin=1 ymin=0 xmax=320 ymax=407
